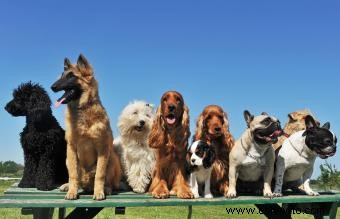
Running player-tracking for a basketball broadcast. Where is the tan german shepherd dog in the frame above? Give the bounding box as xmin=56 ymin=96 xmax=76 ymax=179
xmin=51 ymin=54 xmax=121 ymax=200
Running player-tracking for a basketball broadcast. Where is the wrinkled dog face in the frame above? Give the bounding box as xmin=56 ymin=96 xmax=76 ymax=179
xmin=118 ymin=101 xmax=155 ymax=137
xmin=303 ymin=115 xmax=337 ymax=159
xmin=244 ymin=110 xmax=283 ymax=145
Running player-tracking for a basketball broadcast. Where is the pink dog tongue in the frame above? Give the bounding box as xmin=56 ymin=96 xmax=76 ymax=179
xmin=54 ymin=97 xmax=66 ymax=108
xmin=270 ymin=130 xmax=283 ymax=138
xmin=166 ymin=118 xmax=176 ymax=125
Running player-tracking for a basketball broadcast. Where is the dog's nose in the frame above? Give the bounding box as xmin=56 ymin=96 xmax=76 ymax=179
xmin=191 ymin=159 xmax=196 ymax=163
xmin=51 ymin=84 xmax=57 ymax=92
xmin=139 ymin=120 xmax=145 ymax=126
xmin=168 ymin=105 xmax=176 ymax=112
xmin=215 ymin=127 xmax=221 ymax=132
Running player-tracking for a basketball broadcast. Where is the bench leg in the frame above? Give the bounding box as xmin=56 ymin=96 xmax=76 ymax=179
xmin=59 ymin=207 xmax=66 ymax=219
xmin=115 ymin=207 xmax=126 ymax=214
xmin=187 ymin=205 xmax=192 ymax=219
xmin=255 ymin=204 xmax=291 ymax=219
xmin=21 ymin=208 xmax=54 ymax=219
xmin=65 ymin=207 xmax=103 ymax=219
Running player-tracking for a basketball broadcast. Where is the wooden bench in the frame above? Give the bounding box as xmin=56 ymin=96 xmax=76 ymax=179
xmin=0 ymin=184 xmax=339 ymax=219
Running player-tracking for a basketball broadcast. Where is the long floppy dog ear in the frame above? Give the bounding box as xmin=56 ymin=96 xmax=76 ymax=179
xmin=222 ymin=111 xmax=235 ymax=151
xmin=148 ymin=106 xmax=165 ymax=148
xmin=194 ymin=113 xmax=205 ymax=141
xmin=182 ymin=105 xmax=191 ymax=140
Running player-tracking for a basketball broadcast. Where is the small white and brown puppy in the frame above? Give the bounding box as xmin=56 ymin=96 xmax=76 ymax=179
xmin=227 ymin=110 xmax=283 ymax=198
xmin=116 ymin=101 xmax=156 ymax=193
xmin=273 ymin=116 xmax=336 ymax=196
xmin=186 ymin=140 xmax=216 ymax=198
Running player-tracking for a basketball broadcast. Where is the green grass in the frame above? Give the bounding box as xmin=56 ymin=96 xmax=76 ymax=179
xmin=0 ymin=180 xmax=337 ymax=219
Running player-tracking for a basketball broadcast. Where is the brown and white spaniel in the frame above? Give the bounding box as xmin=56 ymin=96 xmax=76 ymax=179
xmin=193 ymin=105 xmax=234 ymax=196
xmin=148 ymin=91 xmax=193 ymax=199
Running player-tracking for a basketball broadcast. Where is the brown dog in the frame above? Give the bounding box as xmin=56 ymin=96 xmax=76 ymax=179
xmin=51 ymin=54 xmax=121 ymax=200
xmin=148 ymin=91 xmax=193 ymax=199
xmin=193 ymin=105 xmax=235 ymax=196
xmin=273 ymin=109 xmax=319 ymax=150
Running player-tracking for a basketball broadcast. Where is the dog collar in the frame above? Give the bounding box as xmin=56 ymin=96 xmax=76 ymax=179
xmin=241 ymin=138 xmax=269 ymax=165
xmin=287 ymin=138 xmax=312 ymax=159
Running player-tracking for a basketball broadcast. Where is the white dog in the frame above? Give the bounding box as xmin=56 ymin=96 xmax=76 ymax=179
xmin=116 ymin=101 xmax=156 ymax=193
xmin=273 ymin=116 xmax=336 ymax=197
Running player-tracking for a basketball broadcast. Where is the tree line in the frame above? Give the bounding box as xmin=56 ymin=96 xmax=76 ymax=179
xmin=0 ymin=161 xmax=24 ymax=176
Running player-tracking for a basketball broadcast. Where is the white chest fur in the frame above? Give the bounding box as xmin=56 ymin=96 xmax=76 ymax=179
xmin=277 ymin=131 xmax=316 ymax=183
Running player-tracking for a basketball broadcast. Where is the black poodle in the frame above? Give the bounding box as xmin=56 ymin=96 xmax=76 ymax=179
xmin=5 ymin=82 xmax=68 ymax=190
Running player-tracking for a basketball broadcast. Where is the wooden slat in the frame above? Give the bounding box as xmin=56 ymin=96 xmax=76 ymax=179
xmin=1 ymin=184 xmax=339 ymax=208
xmin=0 ymin=194 xmax=339 ymax=208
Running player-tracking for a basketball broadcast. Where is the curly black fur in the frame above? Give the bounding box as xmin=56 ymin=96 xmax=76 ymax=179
xmin=5 ymin=82 xmax=68 ymax=190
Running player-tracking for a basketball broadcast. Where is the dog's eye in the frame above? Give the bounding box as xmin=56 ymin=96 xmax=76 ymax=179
xmin=66 ymin=72 xmax=75 ymax=79
xmin=176 ymin=97 xmax=181 ymax=103
xmin=262 ymin=118 xmax=271 ymax=126
xmin=324 ymin=139 xmax=332 ymax=145
xmin=146 ymin=114 xmax=151 ymax=118
xmin=133 ymin=111 xmax=138 ymax=115
xmin=162 ymin=97 xmax=167 ymax=102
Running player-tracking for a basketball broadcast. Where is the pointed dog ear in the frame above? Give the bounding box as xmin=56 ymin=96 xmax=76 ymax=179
xmin=305 ymin=115 xmax=318 ymax=129
xmin=261 ymin=112 xmax=268 ymax=116
xmin=77 ymin=54 xmax=93 ymax=82
xmin=64 ymin=58 xmax=72 ymax=70
xmin=322 ymin=122 xmax=330 ymax=130
xmin=244 ymin=110 xmax=254 ymax=127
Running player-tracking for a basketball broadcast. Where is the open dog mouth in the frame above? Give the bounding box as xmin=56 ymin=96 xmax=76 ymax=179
xmin=255 ymin=123 xmax=283 ymax=144
xmin=54 ymin=89 xmax=80 ymax=108
xmin=134 ymin=125 xmax=144 ymax=132
xmin=165 ymin=114 xmax=177 ymax=125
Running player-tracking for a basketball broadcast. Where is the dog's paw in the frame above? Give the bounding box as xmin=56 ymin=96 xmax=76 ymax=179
xmin=65 ymin=191 xmax=78 ymax=200
xmin=226 ymin=190 xmax=237 ymax=199
xmin=204 ymin=193 xmax=213 ymax=199
xmin=36 ymin=182 xmax=55 ymax=191
xmin=104 ymin=187 xmax=112 ymax=195
xmin=272 ymin=192 xmax=283 ymax=197
xmin=93 ymin=191 xmax=106 ymax=200
xmin=263 ymin=191 xmax=273 ymax=199
xmin=177 ymin=190 xmax=194 ymax=199
xmin=59 ymin=183 xmax=69 ymax=192
xmin=306 ymin=191 xmax=319 ymax=196
xmin=152 ymin=190 xmax=170 ymax=199
xmin=133 ymin=187 xmax=146 ymax=194
xmin=193 ymin=192 xmax=200 ymax=199
xmin=169 ymin=190 xmax=177 ymax=195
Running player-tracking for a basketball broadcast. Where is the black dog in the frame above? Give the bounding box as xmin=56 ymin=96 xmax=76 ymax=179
xmin=5 ymin=82 xmax=68 ymax=190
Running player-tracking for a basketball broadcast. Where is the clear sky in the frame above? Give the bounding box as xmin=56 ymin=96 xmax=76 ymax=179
xmin=0 ymin=0 xmax=339 ymax=178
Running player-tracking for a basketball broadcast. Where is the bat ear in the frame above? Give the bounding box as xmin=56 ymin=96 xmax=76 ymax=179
xmin=322 ymin=122 xmax=330 ymax=130
xmin=244 ymin=110 xmax=254 ymax=127
xmin=305 ymin=115 xmax=318 ymax=129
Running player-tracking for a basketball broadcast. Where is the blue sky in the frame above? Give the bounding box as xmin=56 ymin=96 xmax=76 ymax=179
xmin=0 ymin=0 xmax=339 ymax=178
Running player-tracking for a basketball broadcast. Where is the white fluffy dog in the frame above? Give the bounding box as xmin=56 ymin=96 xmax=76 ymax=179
xmin=116 ymin=101 xmax=156 ymax=193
